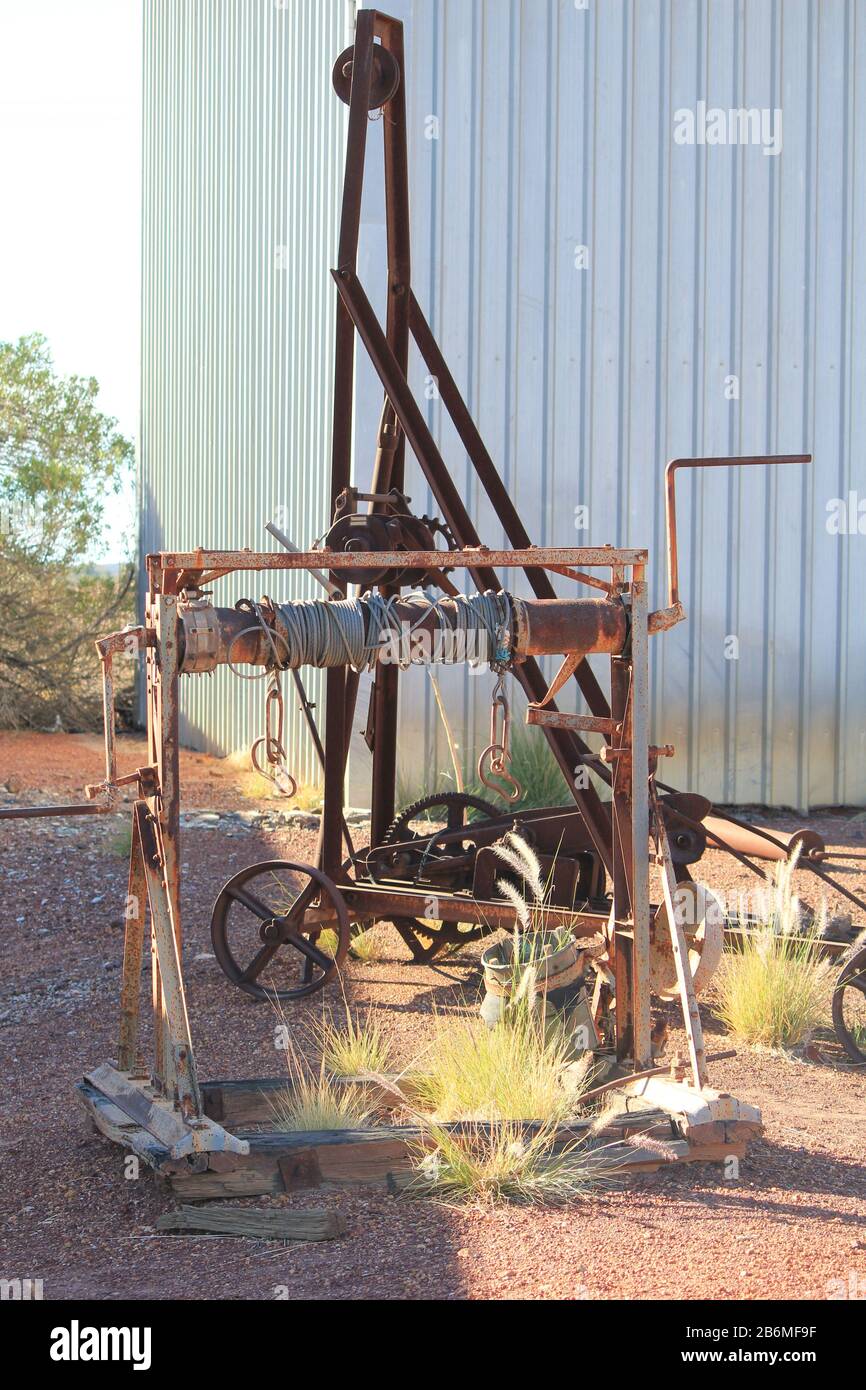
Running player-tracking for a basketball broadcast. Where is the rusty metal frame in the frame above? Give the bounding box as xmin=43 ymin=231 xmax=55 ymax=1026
xmin=145 ymin=543 xmax=653 ymax=1066
xmin=0 ymin=624 xmax=149 ymax=822
xmin=322 ymin=12 xmax=624 ymax=878
xmin=101 ymin=15 xmax=823 ymax=1082
xmin=84 ymin=797 xmax=248 ymax=1160
xmin=662 ymin=454 xmax=811 ymax=618
xmin=19 ymin=8 xmax=840 ymax=1171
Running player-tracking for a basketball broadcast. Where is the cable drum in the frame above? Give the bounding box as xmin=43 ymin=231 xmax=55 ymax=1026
xmin=273 ymin=597 xmax=372 ymax=671
xmin=269 ymin=590 xmax=514 ymax=674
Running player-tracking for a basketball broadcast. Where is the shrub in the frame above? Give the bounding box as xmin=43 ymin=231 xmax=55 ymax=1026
xmin=714 ymin=927 xmax=832 ymax=1050
xmin=0 ymin=334 xmax=135 ymax=730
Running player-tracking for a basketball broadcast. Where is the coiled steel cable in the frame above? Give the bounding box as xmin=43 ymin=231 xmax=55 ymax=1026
xmin=262 ymin=589 xmax=513 ymax=673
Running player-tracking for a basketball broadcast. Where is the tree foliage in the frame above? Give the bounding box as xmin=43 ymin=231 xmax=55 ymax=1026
xmin=0 ymin=334 xmax=135 ymax=731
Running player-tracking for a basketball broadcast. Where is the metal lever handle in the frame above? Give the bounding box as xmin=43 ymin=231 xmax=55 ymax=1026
xmin=656 ymin=454 xmax=811 ymax=630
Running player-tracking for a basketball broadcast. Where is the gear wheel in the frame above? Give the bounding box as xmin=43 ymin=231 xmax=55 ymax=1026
xmin=383 ymin=791 xmax=501 ymax=845
xmin=375 ymin=793 xmax=503 ymax=961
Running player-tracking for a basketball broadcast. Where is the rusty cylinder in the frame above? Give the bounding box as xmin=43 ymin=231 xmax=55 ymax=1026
xmin=511 ymin=596 xmax=627 ymax=659
xmin=178 ymin=592 xmax=628 ymax=674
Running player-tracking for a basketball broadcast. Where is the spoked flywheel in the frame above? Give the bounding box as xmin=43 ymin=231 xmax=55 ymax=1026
xmin=832 ymin=944 xmax=866 ymax=1065
xmin=211 ymin=860 xmax=350 ymax=1002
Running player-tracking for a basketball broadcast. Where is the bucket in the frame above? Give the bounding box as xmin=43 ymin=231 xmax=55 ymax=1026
xmin=479 ymin=932 xmax=601 ymax=1056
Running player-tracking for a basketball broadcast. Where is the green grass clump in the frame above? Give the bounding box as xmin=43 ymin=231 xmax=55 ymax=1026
xmin=411 ymin=1008 xmax=588 ymax=1125
xmin=410 ymin=1119 xmax=606 ymax=1206
xmin=504 ymin=725 xmax=568 ymax=810
xmin=108 ymin=824 xmax=133 ymax=859
xmin=398 ymin=720 xmax=580 ymax=815
xmin=714 ymin=927 xmax=832 ymax=1050
xmin=313 ymin=1002 xmax=393 ymax=1077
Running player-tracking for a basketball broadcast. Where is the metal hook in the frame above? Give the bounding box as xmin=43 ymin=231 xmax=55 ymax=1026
xmin=477 ymin=676 xmax=523 ymax=804
xmin=250 ymin=672 xmax=298 ymax=798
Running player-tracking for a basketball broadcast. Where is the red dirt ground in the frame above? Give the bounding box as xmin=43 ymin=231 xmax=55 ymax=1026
xmin=0 ymin=730 xmax=271 ymax=810
xmin=1 ymin=732 xmax=864 ymax=1301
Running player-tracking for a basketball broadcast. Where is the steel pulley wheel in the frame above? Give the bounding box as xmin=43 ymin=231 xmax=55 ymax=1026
xmin=649 ymin=881 xmax=725 ymax=1000
xmin=332 ymin=43 xmax=401 ymax=109
xmin=211 ymin=860 xmax=350 ymax=1002
xmin=832 ymin=945 xmax=866 ymax=1065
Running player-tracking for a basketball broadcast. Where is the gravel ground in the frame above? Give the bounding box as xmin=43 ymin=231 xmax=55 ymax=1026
xmin=1 ymin=731 xmax=865 ymax=1301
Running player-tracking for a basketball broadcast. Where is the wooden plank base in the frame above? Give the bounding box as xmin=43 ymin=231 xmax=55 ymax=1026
xmin=79 ymin=1072 xmax=760 ymax=1203
xmin=200 ymin=1075 xmax=407 ymax=1128
xmin=155 ymin=1205 xmax=346 ymax=1241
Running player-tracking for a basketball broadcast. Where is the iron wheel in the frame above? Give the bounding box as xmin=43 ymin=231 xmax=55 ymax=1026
xmin=211 ymin=860 xmax=350 ymax=1002
xmin=832 ymin=944 xmax=866 ymax=1065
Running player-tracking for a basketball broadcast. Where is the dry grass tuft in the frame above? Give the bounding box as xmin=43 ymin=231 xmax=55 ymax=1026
xmin=409 ymin=1119 xmax=611 ymax=1206
xmin=410 ymin=1008 xmax=591 ymax=1125
xmin=313 ymin=1002 xmax=393 ymax=1077
xmin=714 ymin=861 xmax=833 ymax=1050
xmin=269 ymin=1070 xmax=369 ymax=1132
xmin=270 ymin=1020 xmax=369 ymax=1132
xmin=407 ymin=832 xmax=594 ymax=1127
xmin=349 ymin=926 xmax=390 ymax=962
xmin=315 ymin=928 xmax=341 ymax=957
xmin=714 ymin=929 xmax=832 ymax=1049
xmin=751 ymin=850 xmax=825 ymax=939
xmin=225 ymin=749 xmax=322 ymax=808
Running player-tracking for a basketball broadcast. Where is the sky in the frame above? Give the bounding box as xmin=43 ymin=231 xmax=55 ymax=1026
xmin=0 ymin=0 xmax=141 ymax=562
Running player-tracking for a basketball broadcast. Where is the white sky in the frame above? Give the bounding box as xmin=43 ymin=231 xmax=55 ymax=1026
xmin=0 ymin=0 xmax=141 ymax=561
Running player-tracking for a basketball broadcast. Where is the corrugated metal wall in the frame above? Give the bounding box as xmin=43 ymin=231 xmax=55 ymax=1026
xmin=142 ymin=0 xmax=865 ymax=810
xmin=140 ymin=0 xmax=352 ymax=781
xmin=387 ymin=0 xmax=865 ymax=810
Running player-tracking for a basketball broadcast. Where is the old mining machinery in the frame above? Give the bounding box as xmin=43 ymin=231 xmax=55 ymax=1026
xmin=6 ymin=11 xmax=864 ymax=1180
